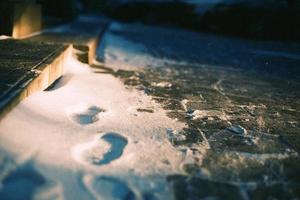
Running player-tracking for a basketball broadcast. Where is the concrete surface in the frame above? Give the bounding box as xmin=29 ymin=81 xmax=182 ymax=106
xmin=96 ymin=22 xmax=300 ymax=199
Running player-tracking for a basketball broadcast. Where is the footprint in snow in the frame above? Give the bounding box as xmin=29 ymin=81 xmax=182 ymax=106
xmin=72 ymin=132 xmax=128 ymax=166
xmin=96 ymin=133 xmax=128 ymax=165
xmin=0 ymin=162 xmax=46 ymax=200
xmin=83 ymin=175 xmax=136 ymax=200
xmin=66 ymin=104 xmax=105 ymax=125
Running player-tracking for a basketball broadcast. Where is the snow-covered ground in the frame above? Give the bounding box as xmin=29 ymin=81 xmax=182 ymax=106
xmin=100 ymin=22 xmax=300 ymax=78
xmin=0 ymin=16 xmax=300 ymax=199
xmin=0 ymin=50 xmax=192 ymax=199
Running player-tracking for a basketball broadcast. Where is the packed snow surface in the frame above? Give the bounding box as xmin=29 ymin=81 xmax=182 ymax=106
xmin=0 ymin=55 xmax=186 ymax=199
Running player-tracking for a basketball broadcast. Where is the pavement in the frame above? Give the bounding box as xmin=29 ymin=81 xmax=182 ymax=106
xmin=97 ymin=22 xmax=300 ymax=199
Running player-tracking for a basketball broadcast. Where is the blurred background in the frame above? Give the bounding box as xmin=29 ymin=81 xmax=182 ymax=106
xmin=1 ymin=0 xmax=299 ymax=42
xmin=37 ymin=0 xmax=300 ymax=42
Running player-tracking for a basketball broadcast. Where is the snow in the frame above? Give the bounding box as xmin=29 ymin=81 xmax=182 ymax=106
xmin=0 ymin=35 xmax=11 ymax=40
xmin=98 ymin=23 xmax=189 ymax=71
xmin=0 ymin=55 xmax=187 ymax=199
xmin=151 ymin=81 xmax=173 ymax=88
xmin=1 ymin=14 xmax=298 ymax=199
xmin=188 ymin=109 xmax=230 ymax=121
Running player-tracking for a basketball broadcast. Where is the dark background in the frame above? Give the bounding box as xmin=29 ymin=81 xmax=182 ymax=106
xmin=2 ymin=0 xmax=300 ymax=42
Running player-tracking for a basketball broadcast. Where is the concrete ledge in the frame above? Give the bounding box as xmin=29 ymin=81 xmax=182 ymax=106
xmin=0 ymin=16 xmax=108 ymax=120
xmin=25 ymin=45 xmax=72 ymax=95
xmin=27 ymin=15 xmax=109 ymax=65
xmin=0 ymin=39 xmax=72 ymax=120
xmin=28 ymin=32 xmax=100 ymax=65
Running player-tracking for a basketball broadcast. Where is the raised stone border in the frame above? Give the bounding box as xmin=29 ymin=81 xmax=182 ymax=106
xmin=0 ymin=39 xmax=72 ymax=120
xmin=27 ymin=17 xmax=109 ymax=65
xmin=0 ymin=15 xmax=108 ymax=120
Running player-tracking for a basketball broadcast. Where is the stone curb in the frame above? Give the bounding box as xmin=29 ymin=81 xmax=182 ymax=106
xmin=0 ymin=43 xmax=72 ymax=120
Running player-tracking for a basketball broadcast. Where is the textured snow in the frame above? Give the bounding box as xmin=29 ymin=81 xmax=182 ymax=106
xmin=0 ymin=55 xmax=186 ymax=199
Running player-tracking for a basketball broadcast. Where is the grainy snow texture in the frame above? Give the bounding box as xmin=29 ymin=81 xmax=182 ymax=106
xmin=0 ymin=55 xmax=187 ymax=199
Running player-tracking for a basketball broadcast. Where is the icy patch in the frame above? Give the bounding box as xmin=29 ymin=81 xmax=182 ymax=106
xmin=226 ymin=125 xmax=248 ymax=135
xmin=187 ymin=110 xmax=229 ymax=121
xmin=83 ymin=175 xmax=136 ymax=200
xmin=66 ymin=104 xmax=105 ymax=125
xmin=151 ymin=82 xmax=172 ymax=88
